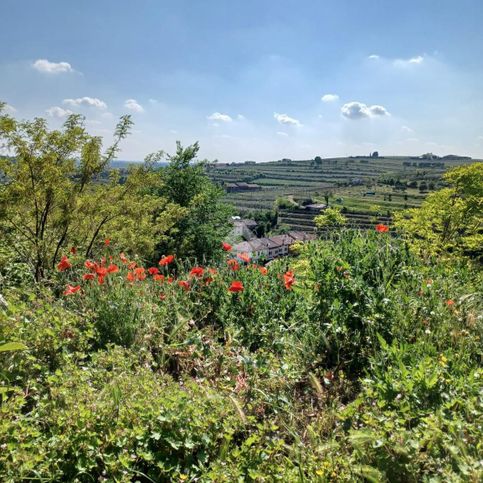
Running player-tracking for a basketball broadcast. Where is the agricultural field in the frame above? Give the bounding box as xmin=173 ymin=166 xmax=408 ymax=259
xmin=208 ymin=156 xmax=477 ymax=226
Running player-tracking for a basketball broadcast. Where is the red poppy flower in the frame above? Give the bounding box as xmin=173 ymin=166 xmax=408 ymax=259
xmin=283 ymin=271 xmax=295 ymax=290
xmin=159 ymin=255 xmax=175 ymax=266
xmin=375 ymin=224 xmax=389 ymax=233
xmin=128 ymin=261 xmax=137 ymax=270
xmin=148 ymin=267 xmax=159 ymax=275
xmin=63 ymin=284 xmax=81 ymax=296
xmin=95 ymin=266 xmax=108 ymax=277
xmin=446 ymin=299 xmax=455 ymax=307
xmin=153 ymin=274 xmax=165 ymax=282
xmin=107 ymin=264 xmax=119 ymax=273
xmin=104 ymin=238 xmax=110 ymax=246
xmin=227 ymin=259 xmax=240 ymax=271
xmin=237 ymin=252 xmax=251 ymax=263
xmin=259 ymin=266 xmax=268 ymax=276
xmin=85 ymin=260 xmax=97 ymax=271
xmin=205 ymin=277 xmax=214 ymax=285
xmin=189 ymin=266 xmax=204 ymax=278
xmin=134 ymin=267 xmax=146 ymax=281
xmin=100 ymin=257 xmax=107 ymax=267
xmin=167 ymin=277 xmax=174 ymax=284
xmin=120 ymin=252 xmax=128 ymax=264
xmin=209 ymin=268 xmax=218 ymax=275
xmin=70 ymin=247 xmax=77 ymax=255
xmin=57 ymin=255 xmax=72 ymax=271
xmin=228 ymin=281 xmax=244 ymax=293
xmin=82 ymin=273 xmax=95 ymax=281
xmin=222 ymin=242 xmax=232 ymax=251
xmin=178 ymin=280 xmax=190 ymax=291
xmin=159 ymin=293 xmax=166 ymax=301
xmin=97 ymin=275 xmax=105 ymax=285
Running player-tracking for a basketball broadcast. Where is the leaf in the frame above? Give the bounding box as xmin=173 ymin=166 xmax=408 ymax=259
xmin=354 ymin=465 xmax=384 ymax=483
xmin=0 ymin=342 xmax=28 ymax=352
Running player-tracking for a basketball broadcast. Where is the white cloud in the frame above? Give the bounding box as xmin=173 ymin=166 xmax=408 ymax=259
xmin=124 ymin=99 xmax=144 ymax=113
xmin=276 ymin=131 xmax=289 ymax=137
xmin=274 ymin=112 xmax=301 ymax=127
xmin=401 ymin=125 xmax=414 ymax=134
xmin=64 ymin=97 xmax=107 ymax=109
xmin=33 ymin=59 xmax=73 ymax=74
xmin=368 ymin=54 xmax=380 ymax=60
xmin=207 ymin=112 xmax=232 ymax=122
xmin=46 ymin=106 xmax=73 ymax=118
xmin=368 ymin=105 xmax=390 ymax=116
xmin=341 ymin=101 xmax=390 ymax=120
xmin=321 ymin=94 xmax=339 ymax=103
xmin=393 ymin=55 xmax=425 ymax=67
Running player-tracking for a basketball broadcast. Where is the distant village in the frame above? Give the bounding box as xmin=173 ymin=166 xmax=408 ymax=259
xmin=231 ymin=217 xmax=316 ymax=260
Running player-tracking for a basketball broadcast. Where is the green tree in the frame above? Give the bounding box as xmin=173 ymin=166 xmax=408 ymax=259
xmin=394 ymin=163 xmax=483 ymax=259
xmin=314 ymin=207 xmax=347 ymax=230
xmin=0 ymin=103 xmax=181 ymax=280
xmin=156 ymin=142 xmax=233 ymax=261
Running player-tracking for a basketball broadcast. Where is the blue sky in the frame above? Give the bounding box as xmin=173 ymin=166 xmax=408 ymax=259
xmin=1 ymin=0 xmax=483 ymax=161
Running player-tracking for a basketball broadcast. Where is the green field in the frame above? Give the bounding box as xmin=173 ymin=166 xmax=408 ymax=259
xmin=208 ymin=156 xmax=477 ymax=229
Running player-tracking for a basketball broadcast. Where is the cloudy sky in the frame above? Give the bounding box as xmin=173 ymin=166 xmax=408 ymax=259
xmin=1 ymin=0 xmax=483 ymax=162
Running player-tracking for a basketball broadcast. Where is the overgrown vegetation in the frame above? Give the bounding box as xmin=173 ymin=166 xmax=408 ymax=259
xmin=0 ymin=108 xmax=482 ymax=481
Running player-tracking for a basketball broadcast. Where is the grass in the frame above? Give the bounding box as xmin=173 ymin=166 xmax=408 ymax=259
xmin=1 ymin=231 xmax=481 ymax=481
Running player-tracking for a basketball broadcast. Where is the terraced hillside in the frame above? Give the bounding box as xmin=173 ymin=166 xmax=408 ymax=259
xmin=207 ymin=156 xmax=476 ymax=217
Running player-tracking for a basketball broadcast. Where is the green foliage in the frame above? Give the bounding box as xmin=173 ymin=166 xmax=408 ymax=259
xmin=1 ymin=224 xmax=481 ymax=480
xmin=394 ymin=163 xmax=483 ymax=259
xmin=157 ymin=142 xmax=233 ymax=260
xmin=0 ymin=106 xmax=183 ymax=280
xmin=314 ymin=206 xmax=347 ymax=229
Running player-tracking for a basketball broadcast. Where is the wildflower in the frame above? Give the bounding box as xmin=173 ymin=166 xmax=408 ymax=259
xmin=159 ymin=293 xmax=166 ymax=301
xmin=128 ymin=261 xmax=137 ymax=270
xmin=209 ymin=268 xmax=218 ymax=275
xmin=85 ymin=260 xmax=97 ymax=271
xmin=227 ymin=259 xmax=240 ymax=271
xmin=446 ymin=299 xmax=455 ymax=307
xmin=69 ymin=246 xmax=77 ymax=255
xmin=439 ymin=354 xmax=448 ymax=367
xmin=228 ymin=280 xmax=244 ymax=293
xmin=107 ymin=264 xmax=119 ymax=273
xmin=159 ymin=255 xmax=175 ymax=266
xmin=375 ymin=224 xmax=389 ymax=233
xmin=178 ymin=280 xmax=190 ymax=291
xmin=134 ymin=267 xmax=146 ymax=281
xmin=57 ymin=255 xmax=72 ymax=271
xmin=284 ymin=271 xmax=295 ymax=290
xmin=259 ymin=266 xmax=268 ymax=276
xmin=95 ymin=266 xmax=108 ymax=277
xmin=153 ymin=274 xmax=165 ymax=282
xmin=120 ymin=252 xmax=128 ymax=264
xmin=426 ymin=279 xmax=433 ymax=287
xmin=82 ymin=273 xmax=95 ymax=281
xmin=189 ymin=266 xmax=204 ymax=278
xmin=104 ymin=238 xmax=110 ymax=246
xmin=97 ymin=275 xmax=105 ymax=285
xmin=237 ymin=252 xmax=251 ymax=263
xmin=63 ymin=284 xmax=81 ymax=296
xmin=148 ymin=267 xmax=159 ymax=275
xmin=222 ymin=242 xmax=232 ymax=251
xmin=126 ymin=271 xmax=136 ymax=282
xmin=205 ymin=277 xmax=214 ymax=285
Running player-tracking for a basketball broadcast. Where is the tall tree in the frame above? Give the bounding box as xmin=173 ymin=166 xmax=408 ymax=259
xmin=0 ymin=103 xmax=181 ymax=280
xmin=157 ymin=142 xmax=233 ymax=261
